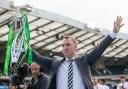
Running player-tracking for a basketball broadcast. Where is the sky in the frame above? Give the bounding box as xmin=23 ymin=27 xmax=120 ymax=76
xmin=13 ymin=0 xmax=128 ymax=34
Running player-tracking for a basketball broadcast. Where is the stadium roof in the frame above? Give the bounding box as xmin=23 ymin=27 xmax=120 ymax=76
xmin=0 ymin=0 xmax=128 ymax=66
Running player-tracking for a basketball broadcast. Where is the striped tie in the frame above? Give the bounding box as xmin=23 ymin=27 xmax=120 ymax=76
xmin=68 ymin=60 xmax=73 ymax=89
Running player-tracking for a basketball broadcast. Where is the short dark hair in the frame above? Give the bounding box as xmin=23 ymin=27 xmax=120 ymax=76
xmin=120 ymin=75 xmax=125 ymax=79
xmin=63 ymin=36 xmax=77 ymax=44
xmin=100 ymin=79 xmax=105 ymax=83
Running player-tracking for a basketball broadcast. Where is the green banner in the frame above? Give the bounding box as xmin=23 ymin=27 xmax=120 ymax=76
xmin=3 ymin=24 xmax=13 ymax=75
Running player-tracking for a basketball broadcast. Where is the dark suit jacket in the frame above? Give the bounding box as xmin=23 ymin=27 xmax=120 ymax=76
xmin=27 ymin=73 xmax=49 ymax=89
xmin=32 ymin=35 xmax=114 ymax=89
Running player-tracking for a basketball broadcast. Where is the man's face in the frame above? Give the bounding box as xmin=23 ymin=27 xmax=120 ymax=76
xmin=98 ymin=80 xmax=104 ymax=85
xmin=92 ymin=78 xmax=98 ymax=85
xmin=62 ymin=37 xmax=77 ymax=59
xmin=31 ymin=64 xmax=40 ymax=77
xmin=120 ymin=77 xmax=126 ymax=83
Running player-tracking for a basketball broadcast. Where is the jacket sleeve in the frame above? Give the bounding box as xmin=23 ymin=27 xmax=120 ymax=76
xmin=87 ymin=35 xmax=115 ymax=65
xmin=32 ymin=49 xmax=52 ymax=73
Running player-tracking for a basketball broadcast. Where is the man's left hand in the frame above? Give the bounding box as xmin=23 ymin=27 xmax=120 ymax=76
xmin=113 ymin=16 xmax=124 ymax=33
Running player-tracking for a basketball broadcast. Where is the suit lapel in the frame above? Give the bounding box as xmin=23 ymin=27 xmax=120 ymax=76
xmin=48 ymin=56 xmax=64 ymax=89
xmin=75 ymin=55 xmax=93 ymax=89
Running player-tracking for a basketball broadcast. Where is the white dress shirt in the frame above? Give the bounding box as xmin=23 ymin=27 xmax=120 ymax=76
xmin=94 ymin=84 xmax=105 ymax=89
xmin=103 ymin=85 xmax=109 ymax=89
xmin=57 ymin=57 xmax=85 ymax=89
xmin=117 ymin=82 xmax=128 ymax=89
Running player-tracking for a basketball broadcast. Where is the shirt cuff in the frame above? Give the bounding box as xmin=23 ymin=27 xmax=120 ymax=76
xmin=109 ymin=31 xmax=117 ymax=39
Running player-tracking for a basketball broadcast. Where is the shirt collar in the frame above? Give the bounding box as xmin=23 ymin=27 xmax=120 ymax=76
xmin=65 ymin=56 xmax=76 ymax=61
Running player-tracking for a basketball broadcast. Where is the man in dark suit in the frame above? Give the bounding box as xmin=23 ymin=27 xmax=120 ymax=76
xmin=25 ymin=62 xmax=49 ymax=89
xmin=32 ymin=16 xmax=124 ymax=89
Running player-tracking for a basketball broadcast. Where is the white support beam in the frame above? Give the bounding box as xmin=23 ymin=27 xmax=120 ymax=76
xmin=0 ymin=0 xmax=87 ymax=30
xmin=0 ymin=0 xmax=128 ymax=40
